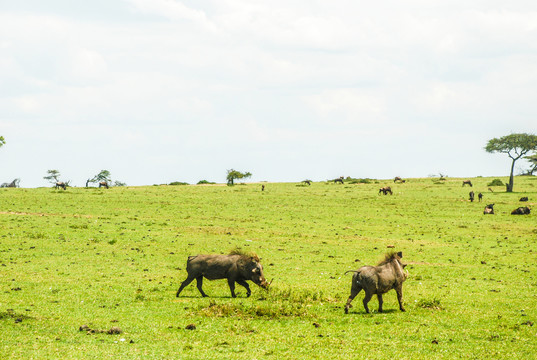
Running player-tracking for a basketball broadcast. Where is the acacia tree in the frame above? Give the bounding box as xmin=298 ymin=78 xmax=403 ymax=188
xmin=87 ymin=170 xmax=112 ymax=186
xmin=226 ymin=169 xmax=252 ymax=186
xmin=485 ymin=133 xmax=537 ymax=192
xmin=43 ymin=170 xmax=61 ymax=184
xmin=0 ymin=136 xmax=5 ymax=148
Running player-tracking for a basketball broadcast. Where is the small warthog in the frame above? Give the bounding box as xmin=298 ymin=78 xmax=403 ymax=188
xmin=378 ymin=186 xmax=392 ymax=195
xmin=176 ymin=252 xmax=269 ymax=298
xmin=511 ymin=206 xmax=530 ymax=215
xmin=484 ymin=204 xmax=494 ymax=214
xmin=344 ymin=251 xmax=408 ymax=314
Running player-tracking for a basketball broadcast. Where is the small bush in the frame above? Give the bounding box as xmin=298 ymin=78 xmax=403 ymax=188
xmin=197 ymin=180 xmax=215 ymax=185
xmin=349 ymin=178 xmax=372 ymax=184
xmin=488 ymin=179 xmax=504 ymax=187
xmin=169 ymin=181 xmax=189 ymax=186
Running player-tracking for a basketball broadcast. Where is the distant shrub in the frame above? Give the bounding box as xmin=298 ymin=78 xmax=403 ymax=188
xmin=197 ymin=180 xmax=215 ymax=185
xmin=169 ymin=181 xmax=189 ymax=186
xmin=348 ymin=178 xmax=372 ymax=184
xmin=488 ymin=179 xmax=504 ymax=187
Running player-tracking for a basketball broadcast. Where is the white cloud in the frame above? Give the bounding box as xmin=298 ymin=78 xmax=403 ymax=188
xmin=304 ymin=89 xmax=386 ymax=125
xmin=125 ymin=0 xmax=217 ymax=31
xmin=1 ymin=1 xmax=537 ymax=186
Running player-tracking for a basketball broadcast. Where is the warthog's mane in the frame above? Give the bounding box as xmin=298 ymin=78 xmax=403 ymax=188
xmin=229 ymin=248 xmax=260 ymax=262
xmin=377 ymin=250 xmax=402 ymax=266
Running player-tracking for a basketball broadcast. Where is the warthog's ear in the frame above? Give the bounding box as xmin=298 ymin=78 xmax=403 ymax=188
xmin=397 ymin=251 xmax=403 ymax=258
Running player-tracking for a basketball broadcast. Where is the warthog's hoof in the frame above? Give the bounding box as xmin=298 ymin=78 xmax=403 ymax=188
xmin=344 ymin=307 xmax=349 ymax=314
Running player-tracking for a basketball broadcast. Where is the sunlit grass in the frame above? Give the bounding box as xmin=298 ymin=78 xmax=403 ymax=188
xmin=0 ymin=176 xmax=536 ymax=359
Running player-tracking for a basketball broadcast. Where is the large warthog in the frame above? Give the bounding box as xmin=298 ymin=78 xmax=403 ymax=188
xmin=344 ymin=251 xmax=408 ymax=314
xmin=511 ymin=206 xmax=530 ymax=215
xmin=176 ymin=251 xmax=269 ymax=298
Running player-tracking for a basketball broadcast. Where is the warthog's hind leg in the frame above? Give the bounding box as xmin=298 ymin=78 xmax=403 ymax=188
xmin=377 ymin=294 xmax=383 ymax=313
xmin=227 ymin=278 xmax=237 ymax=298
xmin=344 ymin=286 xmax=362 ymax=314
xmin=176 ymin=275 xmax=196 ymax=297
xmin=362 ymin=292 xmax=373 ymax=313
xmin=196 ymin=276 xmax=208 ymax=297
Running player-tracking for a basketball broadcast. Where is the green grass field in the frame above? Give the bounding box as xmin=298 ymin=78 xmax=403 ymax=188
xmin=1 ymin=176 xmax=536 ymax=359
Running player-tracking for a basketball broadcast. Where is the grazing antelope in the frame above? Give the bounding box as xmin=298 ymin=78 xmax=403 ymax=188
xmin=99 ymin=181 xmax=109 ymax=189
xmin=462 ymin=180 xmax=473 ymax=187
xmin=55 ymin=182 xmax=66 ymax=190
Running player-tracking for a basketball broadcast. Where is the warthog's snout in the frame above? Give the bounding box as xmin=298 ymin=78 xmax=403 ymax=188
xmin=259 ymin=278 xmax=273 ymax=290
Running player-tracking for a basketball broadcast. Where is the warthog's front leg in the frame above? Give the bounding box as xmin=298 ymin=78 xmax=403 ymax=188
xmin=396 ymin=285 xmax=405 ymax=311
xmin=236 ymin=279 xmax=251 ymax=297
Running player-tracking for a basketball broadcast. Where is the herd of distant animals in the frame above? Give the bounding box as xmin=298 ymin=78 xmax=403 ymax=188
xmin=5 ymin=175 xmax=531 ymax=314
xmin=460 ymin=179 xmax=531 ymax=215
xmin=55 ymin=181 xmax=109 ymax=190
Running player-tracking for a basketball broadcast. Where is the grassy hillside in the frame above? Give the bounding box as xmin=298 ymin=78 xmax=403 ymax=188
xmin=1 ymin=176 xmax=536 ymax=359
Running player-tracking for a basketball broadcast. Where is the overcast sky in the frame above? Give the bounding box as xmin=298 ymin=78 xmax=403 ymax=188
xmin=1 ymin=1 xmax=537 ymax=187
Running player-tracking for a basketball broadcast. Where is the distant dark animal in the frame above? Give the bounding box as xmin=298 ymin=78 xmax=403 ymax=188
xmin=462 ymin=180 xmax=473 ymax=187
xmin=488 ymin=188 xmax=494 ymax=192
xmin=303 ymin=180 xmax=312 ymax=186
xmin=511 ymin=206 xmax=530 ymax=215
xmin=99 ymin=181 xmax=109 ymax=189
xmin=176 ymin=252 xmax=269 ymax=298
xmin=469 ymin=191 xmax=475 ymax=202
xmin=520 ymin=197 xmax=529 ymax=202
xmin=334 ymin=176 xmax=344 ymax=184
xmin=478 ymin=193 xmax=483 ymax=202
xmin=378 ymin=186 xmax=392 ymax=195
xmin=55 ymin=182 xmax=66 ymax=190
xmin=261 ymin=185 xmax=265 ymax=191
xmin=393 ymin=177 xmax=406 ymax=183
xmin=483 ymin=204 xmax=494 ymax=215
xmin=344 ymin=251 xmax=408 ymax=314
